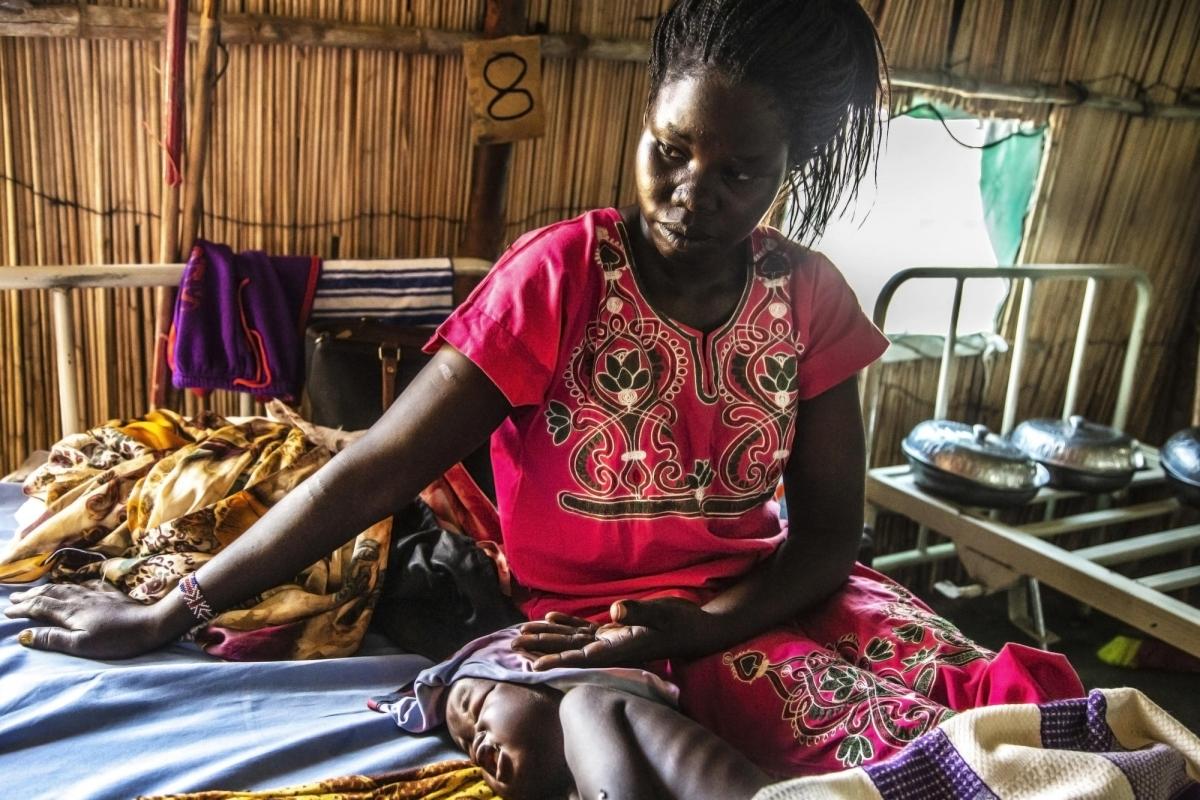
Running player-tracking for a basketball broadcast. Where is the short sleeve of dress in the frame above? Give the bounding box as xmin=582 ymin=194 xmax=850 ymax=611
xmin=793 ymin=250 xmax=889 ymax=400
xmin=425 ymin=222 xmax=586 ymax=408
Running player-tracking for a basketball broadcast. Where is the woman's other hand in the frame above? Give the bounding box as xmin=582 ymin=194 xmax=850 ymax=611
xmin=512 ymin=597 xmax=715 ymax=669
xmin=6 ymin=583 xmax=181 ymax=659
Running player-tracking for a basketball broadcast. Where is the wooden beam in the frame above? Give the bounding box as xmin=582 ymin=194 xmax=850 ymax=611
xmin=0 ymin=5 xmax=639 ymax=61
xmin=50 ymin=288 xmax=81 ymax=435
xmin=7 ymin=4 xmax=1198 ymax=119
xmin=1014 ymin=499 xmax=1179 ymax=538
xmin=1073 ymin=525 xmax=1200 ymax=567
xmin=459 ymin=0 xmax=525 ymax=261
xmin=1140 ymin=565 xmax=1200 ymax=593
xmin=893 ymin=68 xmax=1200 ymax=120
xmin=0 ymin=264 xmax=186 ymax=290
xmin=0 ymin=258 xmax=490 ymax=291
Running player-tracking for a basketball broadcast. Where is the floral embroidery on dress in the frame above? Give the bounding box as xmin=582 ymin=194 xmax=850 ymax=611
xmin=882 ymin=593 xmax=993 ymax=676
xmin=725 ymin=647 xmax=951 ymax=767
xmin=719 ymin=574 xmax=993 ymax=767
xmin=545 ymin=220 xmax=807 ymax=520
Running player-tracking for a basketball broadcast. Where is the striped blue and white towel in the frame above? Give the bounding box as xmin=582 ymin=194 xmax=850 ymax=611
xmin=310 ymin=258 xmax=455 ymax=326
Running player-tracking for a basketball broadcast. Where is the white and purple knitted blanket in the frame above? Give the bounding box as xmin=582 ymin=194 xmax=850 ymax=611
xmin=757 ymin=688 xmax=1200 ymax=800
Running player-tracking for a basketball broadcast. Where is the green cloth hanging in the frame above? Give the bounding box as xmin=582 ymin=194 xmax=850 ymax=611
xmin=980 ymin=126 xmax=1045 ymax=266
xmin=900 ymin=101 xmax=1046 ymax=267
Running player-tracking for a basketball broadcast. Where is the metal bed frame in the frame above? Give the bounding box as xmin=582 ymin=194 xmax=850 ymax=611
xmin=0 ymin=258 xmax=491 ymax=436
xmin=862 ymin=265 xmax=1200 ymax=658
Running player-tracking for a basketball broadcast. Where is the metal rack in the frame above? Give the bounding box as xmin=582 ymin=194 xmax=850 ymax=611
xmin=862 ymin=265 xmax=1200 ymax=658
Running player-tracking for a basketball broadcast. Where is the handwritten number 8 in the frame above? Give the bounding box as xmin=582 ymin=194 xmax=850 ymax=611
xmin=484 ymin=52 xmax=534 ymax=121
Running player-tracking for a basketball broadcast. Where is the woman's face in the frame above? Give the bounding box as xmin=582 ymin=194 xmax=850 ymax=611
xmin=444 ymin=678 xmax=570 ymax=799
xmin=634 ymin=70 xmax=790 ymax=265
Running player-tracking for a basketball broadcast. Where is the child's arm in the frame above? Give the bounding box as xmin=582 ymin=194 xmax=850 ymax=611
xmin=560 ymin=685 xmax=770 ymax=800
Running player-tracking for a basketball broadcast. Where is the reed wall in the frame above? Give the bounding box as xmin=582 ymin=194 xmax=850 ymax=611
xmin=1 ymin=0 xmax=1198 ymax=492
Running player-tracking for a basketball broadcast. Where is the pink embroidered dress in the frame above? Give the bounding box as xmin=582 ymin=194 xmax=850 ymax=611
xmin=434 ymin=208 xmax=884 ymax=620
xmin=430 ymin=208 xmax=1083 ymax=775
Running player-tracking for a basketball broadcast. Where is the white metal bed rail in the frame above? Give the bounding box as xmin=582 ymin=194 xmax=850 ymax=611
xmin=863 ymin=263 xmax=1152 ymax=465
xmin=0 ymin=258 xmax=492 ymax=435
xmin=859 ymin=264 xmax=1200 ymax=658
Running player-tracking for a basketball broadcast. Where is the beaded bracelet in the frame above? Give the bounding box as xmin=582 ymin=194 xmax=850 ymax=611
xmin=178 ymin=573 xmax=217 ymax=625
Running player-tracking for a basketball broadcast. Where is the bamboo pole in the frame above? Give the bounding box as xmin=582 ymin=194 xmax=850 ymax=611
xmin=149 ymin=0 xmax=188 ymax=409
xmin=0 ymin=48 xmax=15 ymax=270
xmin=460 ymin=0 xmax=527 ymax=260
xmin=179 ymin=0 xmax=221 ymax=255
xmin=184 ymin=0 xmax=226 ymax=412
xmin=1193 ymin=339 xmax=1200 ymax=428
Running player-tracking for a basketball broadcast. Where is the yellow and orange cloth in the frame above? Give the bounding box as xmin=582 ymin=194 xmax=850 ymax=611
xmin=0 ymin=408 xmax=389 ymax=660
xmin=138 ymin=761 xmax=497 ymax=800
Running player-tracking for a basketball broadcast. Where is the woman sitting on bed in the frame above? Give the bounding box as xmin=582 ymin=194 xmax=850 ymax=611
xmin=7 ymin=0 xmax=1084 ymax=777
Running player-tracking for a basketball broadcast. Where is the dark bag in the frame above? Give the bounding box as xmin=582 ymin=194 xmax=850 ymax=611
xmin=303 ymin=320 xmax=436 ymax=431
xmin=302 ymin=319 xmax=495 ymax=498
xmin=371 ymin=500 xmax=525 ymax=660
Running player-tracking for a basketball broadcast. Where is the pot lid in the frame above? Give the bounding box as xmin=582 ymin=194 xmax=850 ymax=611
xmin=1010 ymin=415 xmax=1143 ymax=475
xmin=1161 ymin=427 xmax=1200 ymax=487
xmin=902 ymin=420 xmax=1044 ymax=491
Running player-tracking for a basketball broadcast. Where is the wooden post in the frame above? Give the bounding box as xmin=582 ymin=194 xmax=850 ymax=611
xmin=179 ymin=0 xmax=235 ymax=412
xmin=179 ymin=0 xmax=221 ymax=254
xmin=149 ymin=0 xmax=188 ymax=408
xmin=459 ymin=0 xmax=526 ymax=261
xmin=50 ymin=288 xmax=82 ymax=434
xmin=1192 ymin=328 xmax=1200 ymax=428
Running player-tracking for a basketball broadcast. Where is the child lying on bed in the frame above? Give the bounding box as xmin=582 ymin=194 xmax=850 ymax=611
xmin=376 ymin=626 xmax=1200 ymax=800
xmin=370 ymin=624 xmax=771 ymax=799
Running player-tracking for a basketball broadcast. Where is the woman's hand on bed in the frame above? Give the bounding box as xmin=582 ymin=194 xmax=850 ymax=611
xmin=512 ymin=598 xmax=716 ymax=669
xmin=6 ymin=583 xmax=175 ymax=659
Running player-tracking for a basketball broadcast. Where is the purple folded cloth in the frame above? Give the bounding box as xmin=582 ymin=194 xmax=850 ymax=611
xmin=169 ymin=240 xmax=321 ymax=402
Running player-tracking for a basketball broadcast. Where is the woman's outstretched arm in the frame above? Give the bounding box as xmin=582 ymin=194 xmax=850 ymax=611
xmin=560 ymin=685 xmax=771 ymax=800
xmin=6 ymin=345 xmax=512 ymax=659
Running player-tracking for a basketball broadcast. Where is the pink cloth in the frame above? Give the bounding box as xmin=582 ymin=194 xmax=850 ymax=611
xmin=430 ymin=208 xmax=888 ymax=620
xmin=672 ymin=563 xmax=1084 ymax=776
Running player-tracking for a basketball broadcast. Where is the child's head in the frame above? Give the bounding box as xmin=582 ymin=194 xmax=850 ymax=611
xmin=640 ymin=0 xmax=887 ymax=243
xmin=444 ymin=677 xmax=572 ymax=799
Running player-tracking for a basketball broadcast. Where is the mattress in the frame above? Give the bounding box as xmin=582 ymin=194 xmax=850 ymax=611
xmin=0 ymin=482 xmax=462 ymax=800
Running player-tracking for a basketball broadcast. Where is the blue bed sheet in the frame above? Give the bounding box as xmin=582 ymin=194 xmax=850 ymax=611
xmin=0 ymin=482 xmax=462 ymax=800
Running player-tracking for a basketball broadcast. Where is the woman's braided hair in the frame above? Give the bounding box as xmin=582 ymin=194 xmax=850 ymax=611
xmin=648 ymin=0 xmax=888 ymax=243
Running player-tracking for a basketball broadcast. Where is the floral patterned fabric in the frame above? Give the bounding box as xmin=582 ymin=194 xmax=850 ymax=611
xmin=137 ymin=760 xmax=497 ymax=800
xmin=0 ymin=409 xmax=390 ymax=661
xmin=673 ymin=563 xmax=1084 ymax=776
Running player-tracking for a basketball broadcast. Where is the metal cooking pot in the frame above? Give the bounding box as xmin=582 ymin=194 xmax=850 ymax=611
xmin=902 ymin=420 xmax=1049 ymax=508
xmin=1009 ymin=415 xmax=1145 ymax=493
xmin=1160 ymin=427 xmax=1200 ymax=508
